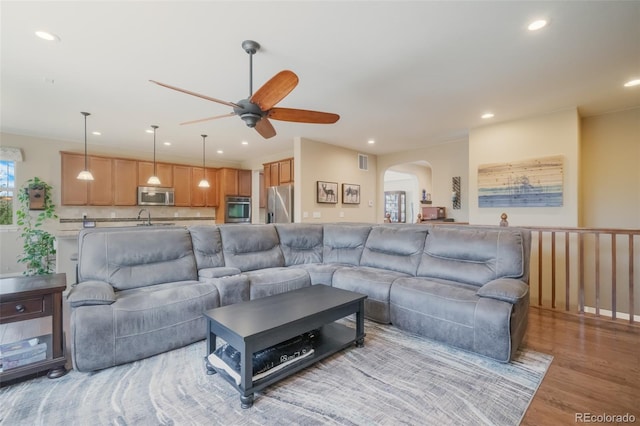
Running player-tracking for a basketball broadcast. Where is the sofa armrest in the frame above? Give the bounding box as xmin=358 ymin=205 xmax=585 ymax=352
xmin=67 ymin=280 xmax=116 ymax=307
xmin=476 ymin=278 xmax=529 ymax=304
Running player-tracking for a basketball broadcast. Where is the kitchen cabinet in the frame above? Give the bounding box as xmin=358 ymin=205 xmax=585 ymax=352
xmin=60 ymin=152 xmax=112 ymax=205
xmin=113 ymin=158 xmax=137 ymax=205
xmin=238 ymin=169 xmax=251 ymax=197
xmin=137 ymin=161 xmax=173 ymax=187
xmin=218 ymin=168 xmax=239 ymax=197
xmin=61 ymin=153 xmax=88 ymax=205
xmin=87 ymin=156 xmax=113 ymax=205
xmin=173 ymin=165 xmax=191 ymax=207
xmin=278 ymin=158 xmax=293 ymax=184
xmin=205 ymin=168 xmax=218 ymax=207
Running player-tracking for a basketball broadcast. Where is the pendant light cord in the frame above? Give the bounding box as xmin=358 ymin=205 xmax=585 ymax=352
xmin=151 ymin=125 xmax=159 ymax=176
xmin=201 ymin=134 xmax=207 ymax=171
xmin=81 ymin=112 xmax=90 ymax=169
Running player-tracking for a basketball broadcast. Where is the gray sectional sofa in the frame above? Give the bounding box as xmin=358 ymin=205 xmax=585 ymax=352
xmin=67 ymin=223 xmax=531 ymax=372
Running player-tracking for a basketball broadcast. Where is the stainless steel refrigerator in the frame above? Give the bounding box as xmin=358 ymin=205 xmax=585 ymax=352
xmin=266 ymin=184 xmax=294 ymax=223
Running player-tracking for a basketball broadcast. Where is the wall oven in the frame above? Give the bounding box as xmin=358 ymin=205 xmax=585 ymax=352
xmin=225 ymin=196 xmax=251 ymax=223
xmin=138 ymin=187 xmax=175 ymax=206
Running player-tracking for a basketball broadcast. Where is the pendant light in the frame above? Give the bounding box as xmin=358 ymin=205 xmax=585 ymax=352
xmin=76 ymin=112 xmax=94 ymax=181
xmin=147 ymin=125 xmax=161 ymax=185
xmin=198 ymin=134 xmax=210 ymax=188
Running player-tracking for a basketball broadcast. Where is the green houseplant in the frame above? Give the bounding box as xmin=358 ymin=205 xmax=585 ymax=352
xmin=16 ymin=177 xmax=58 ymax=275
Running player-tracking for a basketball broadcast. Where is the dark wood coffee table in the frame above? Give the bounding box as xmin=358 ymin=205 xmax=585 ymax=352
xmin=203 ymin=284 xmax=367 ymax=408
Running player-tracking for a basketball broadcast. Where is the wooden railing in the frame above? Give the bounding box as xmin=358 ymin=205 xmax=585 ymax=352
xmin=524 ymin=226 xmax=639 ymax=325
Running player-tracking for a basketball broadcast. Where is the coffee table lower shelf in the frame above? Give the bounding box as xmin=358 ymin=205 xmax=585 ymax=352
xmin=206 ymin=321 xmax=362 ymax=407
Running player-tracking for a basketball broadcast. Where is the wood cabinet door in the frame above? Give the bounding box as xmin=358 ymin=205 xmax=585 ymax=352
xmin=270 ymin=163 xmax=279 ymax=187
xmin=87 ymin=156 xmax=113 ymax=205
xmin=220 ymin=168 xmax=238 ymax=196
xmin=113 ymin=158 xmax=137 ymax=205
xmin=238 ymin=169 xmax=251 ymax=197
xmin=263 ymin=164 xmax=271 ymax=189
xmin=173 ymin=165 xmax=191 ymax=206
xmin=61 ymin=153 xmax=88 ymax=205
xmin=279 ymin=159 xmax=292 ymax=183
xmin=205 ymin=168 xmax=218 ymax=207
xmin=190 ymin=167 xmax=206 ymax=207
xmin=138 ymin=162 xmax=173 ymax=187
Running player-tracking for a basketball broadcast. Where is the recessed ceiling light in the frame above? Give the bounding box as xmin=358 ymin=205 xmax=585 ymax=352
xmin=481 ymin=113 xmax=495 ymax=119
xmin=217 ymin=150 xmax=224 ymax=154
xmin=368 ymin=139 xmax=375 ymax=144
xmin=241 ymin=141 xmax=249 ymax=145
xmin=163 ymin=142 xmax=171 ymax=146
xmin=528 ymin=19 xmax=548 ymax=31
xmin=91 ymin=131 xmax=101 ymax=136
xmin=623 ymin=79 xmax=640 ymax=87
xmin=145 ymin=129 xmax=154 ymax=134
xmin=35 ymin=31 xmax=60 ymax=41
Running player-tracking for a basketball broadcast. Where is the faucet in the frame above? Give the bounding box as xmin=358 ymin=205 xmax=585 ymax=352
xmin=137 ymin=208 xmax=151 ymax=225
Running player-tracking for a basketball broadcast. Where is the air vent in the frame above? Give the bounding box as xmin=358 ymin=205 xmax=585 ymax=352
xmin=358 ymin=154 xmax=368 ymax=171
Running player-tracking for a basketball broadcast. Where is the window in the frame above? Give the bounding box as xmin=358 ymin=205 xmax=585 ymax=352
xmin=0 ymin=160 xmax=15 ymax=225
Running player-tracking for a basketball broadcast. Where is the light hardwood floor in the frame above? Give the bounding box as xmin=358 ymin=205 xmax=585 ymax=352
xmin=521 ymin=307 xmax=639 ymax=425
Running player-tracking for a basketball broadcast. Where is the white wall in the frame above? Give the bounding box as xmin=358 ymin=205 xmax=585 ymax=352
xmin=377 ymin=139 xmax=468 ymax=223
xmin=469 ymin=108 xmax=580 ymax=227
xmin=297 ymin=138 xmax=377 ymax=223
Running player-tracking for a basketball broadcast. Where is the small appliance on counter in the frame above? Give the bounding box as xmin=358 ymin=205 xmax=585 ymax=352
xmin=138 ymin=187 xmax=175 ymax=206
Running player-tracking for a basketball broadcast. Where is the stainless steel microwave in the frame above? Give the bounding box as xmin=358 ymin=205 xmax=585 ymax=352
xmin=137 ymin=187 xmax=175 ymax=206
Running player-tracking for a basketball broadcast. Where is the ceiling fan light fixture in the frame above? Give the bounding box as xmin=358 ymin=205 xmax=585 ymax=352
xmin=77 ymin=112 xmax=94 ymax=181
xmin=240 ymin=113 xmax=262 ymax=128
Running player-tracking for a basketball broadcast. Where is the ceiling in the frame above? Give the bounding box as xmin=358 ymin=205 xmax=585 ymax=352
xmin=2 ymin=1 xmax=639 ymax=165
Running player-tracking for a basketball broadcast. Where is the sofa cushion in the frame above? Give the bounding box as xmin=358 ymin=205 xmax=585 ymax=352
xmin=188 ymin=225 xmax=225 ymax=269
xmin=276 ymin=223 xmax=324 ymax=266
xmin=245 ymin=267 xmax=311 ymax=299
xmin=360 ymin=225 xmax=428 ymax=275
xmin=219 ymin=225 xmax=285 ymax=271
xmin=323 ymin=224 xmax=372 ymax=266
xmin=417 ymin=226 xmax=525 ymax=286
xmin=332 ymin=266 xmax=408 ymax=323
xmin=67 ymin=280 xmax=116 ymax=307
xmin=78 ymin=227 xmax=198 ymax=290
xmin=288 ymin=263 xmax=347 ymax=285
xmin=198 ymin=267 xmax=242 ymax=279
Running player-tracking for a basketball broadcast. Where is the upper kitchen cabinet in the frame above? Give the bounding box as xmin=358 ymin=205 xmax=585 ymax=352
xmin=278 ymin=158 xmax=293 ymax=184
xmin=263 ymin=157 xmax=293 ymax=188
xmin=113 ymin=158 xmax=137 ymax=206
xmin=137 ymin=161 xmax=173 ymax=187
xmin=60 ymin=152 xmax=113 ymax=205
xmin=61 ymin=152 xmax=88 ymax=205
xmin=191 ymin=167 xmax=219 ymax=207
xmin=173 ymin=165 xmax=192 ymax=207
xmin=87 ymin=156 xmax=113 ymax=205
xmin=238 ymin=169 xmax=251 ymax=197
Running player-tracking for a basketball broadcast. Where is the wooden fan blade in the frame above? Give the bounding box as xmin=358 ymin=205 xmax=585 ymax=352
xmin=150 ymin=80 xmax=240 ymax=108
xmin=250 ymin=70 xmax=299 ymax=111
xmin=180 ymin=112 xmax=236 ymax=126
xmin=268 ymin=108 xmax=340 ymax=124
xmin=255 ymin=117 xmax=276 ymax=139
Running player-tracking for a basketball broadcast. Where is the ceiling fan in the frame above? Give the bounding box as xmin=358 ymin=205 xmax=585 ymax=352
xmin=150 ymin=40 xmax=340 ymax=139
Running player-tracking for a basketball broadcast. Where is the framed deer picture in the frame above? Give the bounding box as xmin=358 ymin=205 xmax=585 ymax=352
xmin=317 ymin=181 xmax=338 ymax=204
xmin=342 ymin=183 xmax=360 ymax=204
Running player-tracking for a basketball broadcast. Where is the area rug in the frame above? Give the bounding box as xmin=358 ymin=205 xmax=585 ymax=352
xmin=0 ymin=318 xmax=552 ymax=425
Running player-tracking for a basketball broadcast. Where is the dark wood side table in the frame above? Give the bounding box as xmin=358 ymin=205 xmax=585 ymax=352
xmin=0 ymin=273 xmax=68 ymax=384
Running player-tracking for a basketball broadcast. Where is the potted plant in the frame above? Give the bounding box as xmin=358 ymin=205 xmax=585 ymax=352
xmin=16 ymin=177 xmax=58 ymax=275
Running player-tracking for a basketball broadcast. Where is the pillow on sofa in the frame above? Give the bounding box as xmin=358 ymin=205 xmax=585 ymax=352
xmin=476 ymin=278 xmax=529 ymax=304
xmin=67 ymin=280 xmax=116 ymax=307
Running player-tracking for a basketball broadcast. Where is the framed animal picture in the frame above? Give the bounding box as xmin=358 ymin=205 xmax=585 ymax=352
xmin=342 ymin=183 xmax=360 ymax=204
xmin=317 ymin=181 xmax=338 ymax=204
